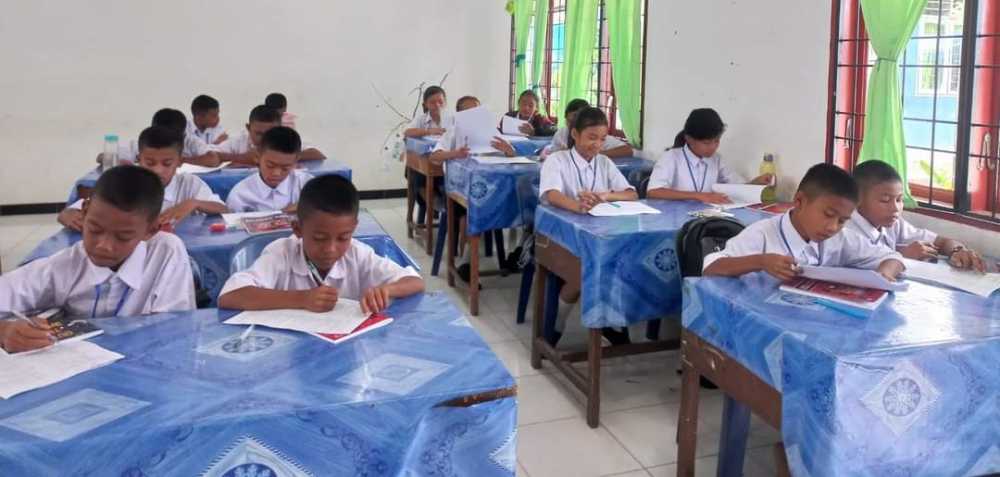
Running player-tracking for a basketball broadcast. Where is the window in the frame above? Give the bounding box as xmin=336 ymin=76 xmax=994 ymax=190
xmin=509 ymin=0 xmax=647 ymax=143
xmin=828 ymin=0 xmax=1000 ymax=225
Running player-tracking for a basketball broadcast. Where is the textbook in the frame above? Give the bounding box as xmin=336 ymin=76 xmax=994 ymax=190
xmin=780 ymin=276 xmax=889 ymax=312
xmin=798 ymin=265 xmax=909 ymax=292
xmin=902 ymin=258 xmax=1000 ymax=298
xmin=310 ymin=313 xmax=393 ymax=345
xmin=242 ymin=213 xmax=294 ymax=235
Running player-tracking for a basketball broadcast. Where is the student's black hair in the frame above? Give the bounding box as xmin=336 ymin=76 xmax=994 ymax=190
xmin=852 ymin=160 xmax=902 ymax=192
xmin=151 ymin=108 xmax=187 ymax=134
xmin=673 ymin=108 xmax=726 ymax=149
xmin=518 ymin=89 xmax=540 ymax=106
xmin=797 ymin=163 xmax=859 ymax=203
xmin=264 ymin=92 xmax=287 ymax=110
xmin=260 ymin=126 xmax=302 ymax=154
xmin=564 ymin=98 xmax=590 ymax=118
xmin=455 ymin=95 xmax=479 ymax=111
xmin=248 ymin=104 xmax=282 ymax=124
xmin=92 ymin=165 xmax=164 ymax=221
xmin=297 ymin=174 xmax=360 ymax=222
xmin=190 ymin=95 xmax=220 ymax=115
xmin=137 ymin=126 xmax=183 ymax=154
xmin=566 ymin=107 xmax=609 ymax=148
xmin=421 ymin=86 xmax=446 ymax=113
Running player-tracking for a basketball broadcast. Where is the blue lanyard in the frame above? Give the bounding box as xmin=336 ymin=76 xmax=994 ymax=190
xmin=778 ymin=214 xmax=824 ymax=266
xmin=91 ymin=282 xmax=131 ymax=318
xmin=570 ymin=149 xmax=599 ymax=193
xmin=682 ymin=148 xmax=709 ymax=193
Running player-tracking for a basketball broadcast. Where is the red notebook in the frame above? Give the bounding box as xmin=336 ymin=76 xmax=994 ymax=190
xmin=780 ymin=276 xmax=888 ymax=311
xmin=309 ymin=313 xmax=393 ymax=344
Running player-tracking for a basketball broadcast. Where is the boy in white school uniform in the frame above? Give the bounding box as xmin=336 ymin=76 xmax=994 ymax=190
xmin=848 ymin=160 xmax=985 ymax=272
xmin=219 ymin=175 xmax=424 ymax=314
xmin=60 ymin=126 xmax=227 ymax=231
xmin=403 ymin=86 xmax=449 ymax=138
xmin=214 ymin=105 xmax=324 ymax=166
xmin=545 ymin=99 xmax=633 ymax=159
xmin=703 ymin=163 xmax=905 ymax=280
xmin=113 ymin=108 xmax=220 ymax=168
xmin=188 ymin=94 xmax=228 ymax=145
xmin=225 ymin=126 xmax=312 ymax=213
xmin=0 ymin=166 xmax=196 ymax=353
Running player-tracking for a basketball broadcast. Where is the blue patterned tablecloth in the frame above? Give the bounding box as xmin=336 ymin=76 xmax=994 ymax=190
xmin=19 ymin=211 xmax=418 ymax=307
xmin=534 ymin=200 xmax=771 ymax=328
xmin=67 ymin=159 xmax=352 ymax=204
xmin=446 ymin=156 xmax=654 ymax=236
xmin=405 ymin=136 xmax=552 ymax=157
xmin=683 ymin=275 xmax=1000 ymax=477
xmin=0 ymin=293 xmax=518 ymax=476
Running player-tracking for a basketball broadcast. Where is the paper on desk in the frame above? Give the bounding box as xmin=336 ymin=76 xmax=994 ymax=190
xmin=222 ymin=211 xmax=276 ymax=228
xmin=473 ymin=156 xmax=536 ymax=165
xmin=902 ymin=258 xmax=1000 ymax=298
xmin=588 ymin=201 xmax=662 ymax=217
xmin=177 ymin=162 xmax=231 ymax=174
xmin=711 ymin=184 xmax=765 ymax=207
xmin=0 ymin=341 xmax=123 ymax=399
xmin=424 ymin=135 xmax=443 ymax=142
xmin=799 ymin=265 xmax=909 ymax=292
xmin=224 ymin=299 xmax=369 ymax=335
xmin=454 ymin=106 xmax=502 ymax=154
xmin=500 ymin=116 xmax=530 ymax=137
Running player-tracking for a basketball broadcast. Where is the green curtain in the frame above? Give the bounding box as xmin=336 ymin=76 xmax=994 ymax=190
xmin=857 ymin=0 xmax=928 ymax=206
xmin=605 ymin=0 xmax=642 ymax=145
xmin=558 ymin=0 xmax=599 ymax=120
xmin=513 ymin=0 xmax=534 ymax=100
xmin=530 ymin=0 xmax=550 ymax=116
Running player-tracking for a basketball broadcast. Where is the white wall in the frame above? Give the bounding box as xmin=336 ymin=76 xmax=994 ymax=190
xmin=643 ymin=0 xmax=1000 ymax=256
xmin=0 ymin=0 xmax=512 ymax=204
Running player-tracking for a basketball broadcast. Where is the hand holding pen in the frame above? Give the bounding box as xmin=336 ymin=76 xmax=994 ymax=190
xmin=0 ymin=311 xmax=56 ymax=353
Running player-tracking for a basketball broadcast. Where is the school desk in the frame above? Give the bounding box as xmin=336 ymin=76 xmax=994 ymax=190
xmin=444 ymin=155 xmax=655 ymax=316
xmin=20 ymin=211 xmax=418 ymax=307
xmin=531 ymin=200 xmax=772 ymax=427
xmin=679 ymin=275 xmax=1000 ymax=477
xmin=66 ymin=159 xmax=353 ymax=204
xmin=0 ymin=292 xmax=518 ymax=476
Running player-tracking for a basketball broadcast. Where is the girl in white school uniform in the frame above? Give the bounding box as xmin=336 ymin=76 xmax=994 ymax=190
xmin=539 ymin=107 xmax=637 ymax=345
xmin=646 ymin=108 xmax=772 ymax=204
xmin=403 ymin=86 xmax=449 ymax=138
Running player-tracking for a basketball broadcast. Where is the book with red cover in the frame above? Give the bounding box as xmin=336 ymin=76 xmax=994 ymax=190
xmin=242 ymin=213 xmax=294 ymax=235
xmin=779 ymin=276 xmax=888 ymax=311
xmin=309 ymin=313 xmax=393 ymax=345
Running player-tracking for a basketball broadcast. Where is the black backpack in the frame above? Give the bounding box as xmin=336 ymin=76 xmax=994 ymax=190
xmin=675 ymin=216 xmax=746 ymax=278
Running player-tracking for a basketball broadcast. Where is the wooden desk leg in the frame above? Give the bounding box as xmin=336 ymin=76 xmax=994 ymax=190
xmin=718 ymin=396 xmax=751 ymax=476
xmin=530 ymin=263 xmax=548 ymax=369
xmin=424 ymin=173 xmax=434 ymax=255
xmin=406 ymin=172 xmax=415 ymax=239
xmin=677 ymin=352 xmax=700 ymax=476
xmin=469 ymin=232 xmax=480 ymax=316
xmin=446 ymin=197 xmax=456 ymax=287
xmin=774 ymin=443 xmax=791 ymax=477
xmin=586 ymin=328 xmax=603 ymax=428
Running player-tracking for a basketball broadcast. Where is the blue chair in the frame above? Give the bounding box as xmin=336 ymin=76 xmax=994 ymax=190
xmin=229 ymin=232 xmax=289 ymax=274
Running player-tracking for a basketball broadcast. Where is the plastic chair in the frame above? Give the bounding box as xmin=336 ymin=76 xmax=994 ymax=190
xmin=229 ymin=232 xmax=289 ymax=275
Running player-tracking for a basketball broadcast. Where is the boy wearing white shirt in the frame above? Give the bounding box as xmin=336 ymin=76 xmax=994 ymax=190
xmin=226 ymin=126 xmax=312 ymax=213
xmin=546 ymin=99 xmax=633 ymax=159
xmin=703 ymin=163 xmax=905 ymax=281
xmin=219 ymin=175 xmax=424 ymax=314
xmin=429 ymin=96 xmax=516 ymax=168
xmin=214 ymin=105 xmax=324 ymax=166
xmin=188 ymin=94 xmax=228 ymax=145
xmin=0 ymin=166 xmax=196 ymax=353
xmin=60 ymin=126 xmax=227 ymax=231
xmin=113 ymin=108 xmax=219 ymax=168
xmin=849 ymin=160 xmax=984 ymax=271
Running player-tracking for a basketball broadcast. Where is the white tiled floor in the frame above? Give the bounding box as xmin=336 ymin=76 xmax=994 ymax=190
xmin=0 ymin=199 xmax=781 ymax=477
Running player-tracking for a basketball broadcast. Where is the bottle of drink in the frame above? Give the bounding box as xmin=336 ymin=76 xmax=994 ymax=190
xmin=102 ymin=134 xmax=119 ymax=171
xmin=760 ymin=153 xmax=777 ymax=204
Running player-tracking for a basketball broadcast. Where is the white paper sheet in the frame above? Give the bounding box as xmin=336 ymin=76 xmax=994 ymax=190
xmin=177 ymin=162 xmax=231 ymax=174
xmin=224 ymin=299 xmax=369 ymax=335
xmin=454 ymin=106 xmax=502 ymax=154
xmin=711 ymin=184 xmax=765 ymax=206
xmin=799 ymin=265 xmax=909 ymax=292
xmin=473 ymin=156 xmax=536 ymax=165
xmin=588 ymin=201 xmax=662 ymax=217
xmin=500 ymin=116 xmax=530 ymax=137
xmin=902 ymin=258 xmax=1000 ymax=298
xmin=221 ymin=211 xmax=277 ymax=228
xmin=0 ymin=341 xmax=123 ymax=399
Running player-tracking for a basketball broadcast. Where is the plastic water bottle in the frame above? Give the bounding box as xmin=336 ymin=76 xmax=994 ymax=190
xmin=102 ymin=134 xmax=119 ymax=171
xmin=760 ymin=153 xmax=777 ymax=204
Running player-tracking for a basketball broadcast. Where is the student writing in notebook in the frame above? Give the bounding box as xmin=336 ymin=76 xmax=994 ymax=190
xmin=266 ymin=92 xmax=297 ymax=130
xmin=647 ymin=108 xmax=772 ymax=204
xmin=214 ymin=105 xmax=323 ymax=166
xmin=106 ymin=108 xmax=220 ymax=168
xmin=539 ymin=107 xmax=637 ymax=345
xmin=546 ymin=99 xmax=633 ymax=159
xmin=188 ymin=94 xmax=228 ymax=145
xmin=218 ymin=175 xmax=424 ymax=314
xmin=849 ymin=160 xmax=985 ymax=271
xmin=225 ymin=126 xmax=312 ymax=213
xmin=429 ymin=96 xmax=516 ymax=166
xmin=703 ymin=163 xmax=905 ymax=281
xmin=61 ymin=126 xmax=227 ymax=231
xmin=504 ymin=89 xmax=556 ymax=137
xmin=1 ymin=166 xmax=196 ymax=353
xmin=404 ymin=86 xmax=449 ymax=138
